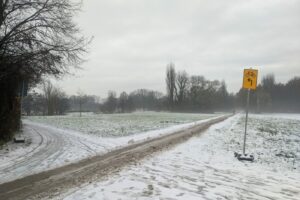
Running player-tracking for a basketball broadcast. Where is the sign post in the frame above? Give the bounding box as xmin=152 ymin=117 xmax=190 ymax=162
xmin=243 ymin=88 xmax=250 ymax=155
xmin=236 ymin=68 xmax=258 ymax=161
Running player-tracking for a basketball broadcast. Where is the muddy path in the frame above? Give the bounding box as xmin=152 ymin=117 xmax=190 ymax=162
xmin=0 ymin=121 xmax=113 ymax=184
xmin=0 ymin=115 xmax=231 ymax=200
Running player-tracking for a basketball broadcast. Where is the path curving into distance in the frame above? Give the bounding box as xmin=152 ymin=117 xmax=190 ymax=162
xmin=0 ymin=121 xmax=114 ymax=184
xmin=0 ymin=114 xmax=228 ymax=185
xmin=0 ymin=115 xmax=231 ymax=200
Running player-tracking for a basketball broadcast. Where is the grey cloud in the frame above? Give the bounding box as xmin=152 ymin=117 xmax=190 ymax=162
xmin=59 ymin=0 xmax=300 ymax=97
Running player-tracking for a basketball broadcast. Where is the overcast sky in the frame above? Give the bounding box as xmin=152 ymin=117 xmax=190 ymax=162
xmin=56 ymin=0 xmax=300 ymax=97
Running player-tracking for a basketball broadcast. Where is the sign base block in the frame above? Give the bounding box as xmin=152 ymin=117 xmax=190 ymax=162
xmin=234 ymin=152 xmax=254 ymax=162
xmin=14 ymin=136 xmax=25 ymax=143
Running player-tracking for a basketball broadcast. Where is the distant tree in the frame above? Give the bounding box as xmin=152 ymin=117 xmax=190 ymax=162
xmin=77 ymin=90 xmax=86 ymax=117
xmin=216 ymin=81 xmax=229 ymax=110
xmin=22 ymin=94 xmax=33 ymax=115
xmin=119 ymin=92 xmax=129 ymax=113
xmin=256 ymin=86 xmax=272 ymax=113
xmin=42 ymin=80 xmax=55 ymax=115
xmin=103 ymin=91 xmax=117 ymax=113
xmin=32 ymin=93 xmax=46 ymax=115
xmin=165 ymin=63 xmax=176 ymax=110
xmin=83 ymin=95 xmax=100 ymax=113
xmin=189 ymin=75 xmax=207 ymax=111
xmin=262 ymin=74 xmax=275 ymax=92
xmin=285 ymin=77 xmax=300 ymax=112
xmin=175 ymin=70 xmax=189 ymax=109
xmin=205 ymin=80 xmax=221 ymax=111
xmin=128 ymin=89 xmax=164 ymax=111
xmin=236 ymin=74 xmax=300 ymax=113
xmin=41 ymin=80 xmax=69 ymax=115
xmin=69 ymin=94 xmax=99 ymax=113
xmin=55 ymin=90 xmax=69 ymax=115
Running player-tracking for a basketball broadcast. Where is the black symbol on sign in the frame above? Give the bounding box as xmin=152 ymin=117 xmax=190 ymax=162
xmin=248 ymin=78 xmax=253 ymax=86
xmin=246 ymin=71 xmax=255 ymax=78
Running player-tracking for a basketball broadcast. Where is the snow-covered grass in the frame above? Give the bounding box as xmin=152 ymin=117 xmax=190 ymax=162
xmin=231 ymin=114 xmax=300 ymax=171
xmin=0 ymin=112 xmax=222 ymax=184
xmin=54 ymin=113 xmax=300 ymax=200
xmin=26 ymin=112 xmax=218 ymax=137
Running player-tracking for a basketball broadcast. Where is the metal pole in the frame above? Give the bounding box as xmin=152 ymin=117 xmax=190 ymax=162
xmin=243 ymin=88 xmax=250 ymax=155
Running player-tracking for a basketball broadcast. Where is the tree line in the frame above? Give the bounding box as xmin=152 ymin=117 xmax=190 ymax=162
xmin=23 ymin=64 xmax=300 ymax=116
xmin=236 ymin=74 xmax=300 ymax=113
xmin=23 ymin=63 xmax=235 ymax=115
xmin=100 ymin=89 xmax=164 ymax=113
xmin=100 ymin=63 xmax=235 ymax=114
xmin=165 ymin=63 xmax=234 ymax=112
xmin=23 ymin=85 xmax=164 ymax=115
xmin=23 ymin=81 xmax=99 ymax=116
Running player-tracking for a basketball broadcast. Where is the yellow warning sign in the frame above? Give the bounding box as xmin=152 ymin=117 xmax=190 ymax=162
xmin=243 ymin=69 xmax=258 ymax=90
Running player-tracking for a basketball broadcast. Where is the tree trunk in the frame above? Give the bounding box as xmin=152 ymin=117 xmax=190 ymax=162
xmin=0 ymin=79 xmax=21 ymax=141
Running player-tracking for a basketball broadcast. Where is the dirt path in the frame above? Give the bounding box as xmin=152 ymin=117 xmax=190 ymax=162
xmin=64 ymin=114 xmax=298 ymax=200
xmin=0 ymin=121 xmax=113 ymax=184
xmin=0 ymin=125 xmax=65 ymax=183
xmin=0 ymin=115 xmax=231 ymax=200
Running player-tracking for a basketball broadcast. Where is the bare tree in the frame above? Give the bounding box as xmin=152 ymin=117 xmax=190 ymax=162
xmin=42 ymin=80 xmax=54 ymax=115
xmin=22 ymin=94 xmax=33 ymax=115
xmin=262 ymin=74 xmax=275 ymax=91
xmin=102 ymin=91 xmax=117 ymax=113
xmin=77 ymin=90 xmax=86 ymax=117
xmin=119 ymin=91 xmax=129 ymax=113
xmin=165 ymin=63 xmax=176 ymax=110
xmin=41 ymin=80 xmax=69 ymax=115
xmin=176 ymin=70 xmax=189 ymax=107
xmin=0 ymin=0 xmax=87 ymax=82
xmin=0 ymin=0 xmax=88 ymax=140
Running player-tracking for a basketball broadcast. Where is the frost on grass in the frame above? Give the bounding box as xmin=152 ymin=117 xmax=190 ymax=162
xmin=234 ymin=115 xmax=300 ymax=171
xmin=0 ymin=112 xmax=220 ymax=184
xmin=26 ymin=112 xmax=217 ymax=137
xmin=55 ymin=114 xmax=300 ymax=200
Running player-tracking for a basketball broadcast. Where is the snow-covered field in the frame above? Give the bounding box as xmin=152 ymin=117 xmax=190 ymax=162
xmin=26 ymin=112 xmax=217 ymax=137
xmin=53 ymin=113 xmax=300 ymax=200
xmin=0 ymin=112 xmax=219 ymax=184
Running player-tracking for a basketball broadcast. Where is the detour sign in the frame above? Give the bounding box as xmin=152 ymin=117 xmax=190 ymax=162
xmin=243 ymin=69 xmax=258 ymax=90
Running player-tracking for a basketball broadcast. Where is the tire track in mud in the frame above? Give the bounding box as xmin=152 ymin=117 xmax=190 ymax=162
xmin=0 ymin=125 xmax=66 ymax=183
xmin=92 ymin=119 xmax=299 ymax=200
xmin=0 ymin=126 xmax=44 ymax=171
xmin=0 ymin=122 xmax=102 ymax=184
xmin=0 ymin=115 xmax=231 ymax=200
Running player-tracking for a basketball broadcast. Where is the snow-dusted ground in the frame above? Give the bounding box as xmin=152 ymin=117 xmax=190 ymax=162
xmin=0 ymin=112 xmax=220 ymax=184
xmin=26 ymin=112 xmax=217 ymax=137
xmin=54 ymin=114 xmax=300 ymax=200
